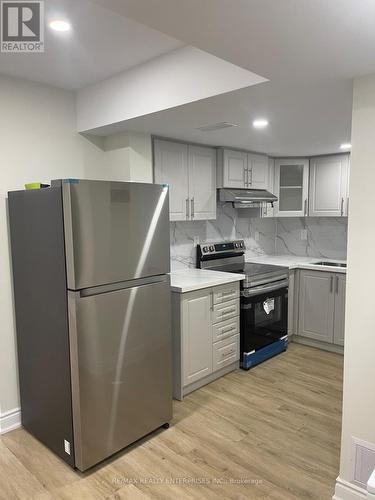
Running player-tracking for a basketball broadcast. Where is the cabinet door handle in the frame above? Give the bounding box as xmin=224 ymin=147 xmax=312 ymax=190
xmin=335 ymin=276 xmax=339 ymax=294
xmin=221 ymin=326 xmax=236 ymax=334
xmin=210 ymin=291 xmax=214 ymax=311
xmin=222 ymin=308 xmax=236 ymax=316
xmin=222 ymin=348 xmax=235 ymax=358
xmin=330 ymin=276 xmax=333 ymax=293
xmin=340 ymin=198 xmax=344 ymax=216
xmin=249 ymin=168 xmax=253 ymax=186
xmin=243 ymin=167 xmax=247 ymax=186
xmin=191 ymin=197 xmax=194 ymax=219
xmin=304 ymin=199 xmax=308 ymax=216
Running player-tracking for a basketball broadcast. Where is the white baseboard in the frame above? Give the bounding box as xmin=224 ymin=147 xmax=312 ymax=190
xmin=292 ymin=335 xmax=344 ymax=354
xmin=333 ymin=476 xmax=367 ymax=500
xmin=0 ymin=408 xmax=21 ymax=434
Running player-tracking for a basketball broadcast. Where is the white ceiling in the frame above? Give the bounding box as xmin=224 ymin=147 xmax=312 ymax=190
xmin=92 ymin=0 xmax=375 ymax=82
xmin=88 ymin=0 xmax=364 ymax=155
xmin=101 ymin=78 xmax=353 ymax=157
xmin=1 ymin=0 xmax=372 ymax=154
xmin=0 ymin=0 xmax=184 ymax=89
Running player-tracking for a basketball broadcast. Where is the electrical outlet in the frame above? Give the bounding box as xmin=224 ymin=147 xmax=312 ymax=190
xmin=301 ymin=229 xmax=308 ymax=241
xmin=193 ymin=236 xmax=200 ymax=246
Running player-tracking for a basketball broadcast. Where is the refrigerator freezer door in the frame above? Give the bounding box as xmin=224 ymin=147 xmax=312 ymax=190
xmin=68 ymin=276 xmax=172 ymax=471
xmin=61 ymin=180 xmax=170 ymax=290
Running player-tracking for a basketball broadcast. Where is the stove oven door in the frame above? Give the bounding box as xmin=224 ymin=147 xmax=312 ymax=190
xmin=241 ymin=279 xmax=288 ymax=353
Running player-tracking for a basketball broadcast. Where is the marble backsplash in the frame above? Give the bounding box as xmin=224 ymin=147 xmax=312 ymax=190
xmin=276 ymin=217 xmax=347 ymax=259
xmin=170 ymin=204 xmax=348 ymax=270
xmin=170 ymin=204 xmax=276 ymax=270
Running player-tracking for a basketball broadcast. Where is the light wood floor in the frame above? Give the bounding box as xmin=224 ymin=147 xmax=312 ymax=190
xmin=0 ymin=343 xmax=343 ymax=500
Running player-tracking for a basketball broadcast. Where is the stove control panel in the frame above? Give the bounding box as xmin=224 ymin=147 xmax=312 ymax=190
xmin=197 ymin=240 xmax=246 ymax=265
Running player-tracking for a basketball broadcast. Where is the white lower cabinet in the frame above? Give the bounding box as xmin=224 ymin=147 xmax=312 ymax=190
xmin=298 ymin=270 xmax=335 ymax=343
xmin=213 ymin=334 xmax=240 ymax=372
xmin=296 ymin=269 xmax=346 ymax=348
xmin=211 ymin=299 xmax=239 ymax=324
xmin=172 ymin=282 xmax=240 ymax=400
xmin=182 ymin=288 xmax=212 ymax=386
xmin=288 ymin=270 xmax=295 ymax=336
xmin=333 ymin=274 xmax=346 ymax=346
xmin=212 ymin=316 xmax=239 ymax=343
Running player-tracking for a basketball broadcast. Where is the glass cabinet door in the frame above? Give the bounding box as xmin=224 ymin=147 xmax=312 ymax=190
xmin=274 ymin=159 xmax=309 ymax=217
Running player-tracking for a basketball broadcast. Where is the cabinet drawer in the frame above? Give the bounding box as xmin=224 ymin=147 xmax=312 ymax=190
xmin=213 ymin=283 xmax=240 ymax=305
xmin=212 ymin=316 xmax=239 ymax=343
xmin=213 ymin=334 xmax=239 ymax=371
xmin=212 ymin=299 xmax=239 ymax=324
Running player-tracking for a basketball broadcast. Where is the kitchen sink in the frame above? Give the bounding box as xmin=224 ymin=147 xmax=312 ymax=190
xmin=312 ymin=261 xmax=347 ymax=268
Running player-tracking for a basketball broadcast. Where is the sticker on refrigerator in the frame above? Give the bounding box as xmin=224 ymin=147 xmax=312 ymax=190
xmin=263 ymin=298 xmax=275 ymax=315
xmin=64 ymin=439 xmax=71 ymax=455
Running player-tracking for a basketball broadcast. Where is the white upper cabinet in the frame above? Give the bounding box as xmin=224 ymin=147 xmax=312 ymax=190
xmin=248 ymin=153 xmax=271 ymax=190
xmin=219 ymin=149 xmax=248 ymax=188
xmin=154 ymin=139 xmax=216 ymax=221
xmin=218 ymin=148 xmax=271 ymax=190
xmin=273 ymin=158 xmax=309 ymax=217
xmin=188 ymin=146 xmax=217 ymax=220
xmin=309 ymin=154 xmax=349 ymax=217
xmin=154 ymin=140 xmax=189 ymax=221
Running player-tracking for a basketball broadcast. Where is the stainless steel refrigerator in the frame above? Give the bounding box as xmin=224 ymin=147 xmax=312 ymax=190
xmin=8 ymin=179 xmax=172 ymax=471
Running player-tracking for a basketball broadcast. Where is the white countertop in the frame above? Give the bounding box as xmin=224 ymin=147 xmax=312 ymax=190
xmin=247 ymin=255 xmax=347 ymax=273
xmin=170 ymin=269 xmax=245 ymax=293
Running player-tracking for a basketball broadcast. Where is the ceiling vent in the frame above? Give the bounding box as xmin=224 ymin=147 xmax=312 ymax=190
xmin=196 ymin=122 xmax=239 ymax=132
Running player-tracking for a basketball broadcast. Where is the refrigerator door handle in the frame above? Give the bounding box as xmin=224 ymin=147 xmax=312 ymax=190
xmin=79 ymin=275 xmax=169 ymax=298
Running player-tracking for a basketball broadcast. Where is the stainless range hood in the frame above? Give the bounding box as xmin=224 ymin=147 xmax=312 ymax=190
xmin=218 ymin=188 xmax=278 ymax=208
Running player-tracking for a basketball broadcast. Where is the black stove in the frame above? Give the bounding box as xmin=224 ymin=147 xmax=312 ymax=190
xmin=197 ymin=240 xmax=288 ymax=289
xmin=197 ymin=239 xmax=289 ymax=370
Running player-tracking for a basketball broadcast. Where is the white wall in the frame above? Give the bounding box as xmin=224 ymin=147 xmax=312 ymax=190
xmin=335 ymin=74 xmax=375 ymax=498
xmin=0 ymin=75 xmax=152 ymax=420
xmin=82 ymin=131 xmax=153 ymax=183
xmin=76 ymin=45 xmax=267 ymax=134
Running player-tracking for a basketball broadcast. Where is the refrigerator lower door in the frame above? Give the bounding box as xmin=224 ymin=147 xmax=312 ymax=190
xmin=68 ymin=276 xmax=172 ymax=471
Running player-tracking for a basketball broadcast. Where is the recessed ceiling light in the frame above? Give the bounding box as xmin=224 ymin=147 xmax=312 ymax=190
xmin=340 ymin=143 xmax=352 ymax=150
xmin=49 ymin=20 xmax=71 ymax=32
xmin=253 ymin=119 xmax=269 ymax=129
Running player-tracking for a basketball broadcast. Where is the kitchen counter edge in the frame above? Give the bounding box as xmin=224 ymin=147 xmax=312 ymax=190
xmin=170 ymin=269 xmax=245 ymax=293
xmin=247 ymin=255 xmax=347 ymax=274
